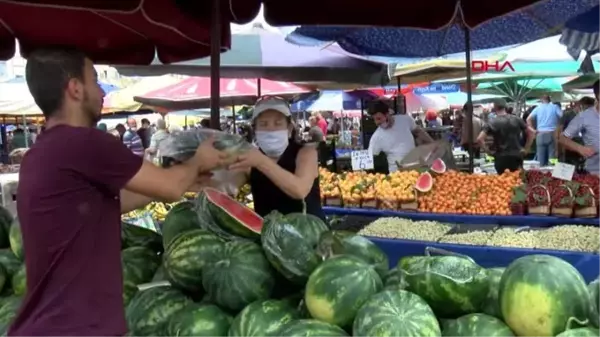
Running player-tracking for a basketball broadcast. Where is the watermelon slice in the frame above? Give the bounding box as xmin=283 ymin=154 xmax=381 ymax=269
xmin=430 ymin=158 xmax=447 ymax=174
xmin=415 ymin=172 xmax=433 ymax=193
xmin=203 ymin=187 xmax=263 ymax=238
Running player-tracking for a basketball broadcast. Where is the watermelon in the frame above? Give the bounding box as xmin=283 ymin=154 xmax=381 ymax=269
xmin=122 ymin=247 xmax=160 ymax=286
xmin=199 ymin=187 xmax=263 ymax=239
xmin=0 ymin=296 xmax=22 ymax=335
xmin=11 ymin=264 xmax=25 ymax=296
xmin=8 ymin=219 xmax=23 ymax=260
xmin=557 ymin=327 xmax=600 ymax=337
xmin=151 ymin=264 xmax=166 ymax=283
xmin=415 ymin=172 xmax=433 ymax=192
xmin=229 ymin=299 xmax=299 ymax=336
xmin=0 ymin=206 xmax=12 ymax=249
xmin=353 ymin=289 xmax=441 ymax=337
xmin=261 ymin=211 xmax=328 ymax=284
xmin=383 ymin=266 xmax=407 ymax=290
xmin=399 ymin=255 xmax=488 ymax=318
xmin=121 ymin=222 xmax=163 ymax=253
xmin=161 ymin=201 xmax=202 ymax=249
xmin=482 ymin=267 xmax=506 ymax=318
xmin=125 ymin=285 xmax=192 ymax=336
xmin=0 ymin=250 xmax=21 ymax=277
xmin=588 ymin=279 xmax=599 ymax=328
xmin=163 ymin=229 xmax=223 ymax=293
xmin=305 ymin=255 xmax=382 ymax=327
xmin=441 ymin=313 xmax=514 ymax=336
xmin=278 ymin=319 xmax=348 ymax=337
xmin=431 ymin=158 xmax=447 ymax=174
xmin=166 ymin=303 xmax=232 ymax=336
xmin=316 ymin=230 xmax=388 ymax=278
xmin=202 ymin=240 xmax=275 ymax=312
xmin=499 ymin=255 xmax=592 ymax=337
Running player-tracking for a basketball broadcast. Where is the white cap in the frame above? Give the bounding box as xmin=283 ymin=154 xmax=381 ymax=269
xmin=252 ymin=97 xmax=291 ymax=120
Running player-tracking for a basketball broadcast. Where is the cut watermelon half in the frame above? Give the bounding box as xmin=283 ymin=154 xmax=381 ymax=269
xmin=203 ymin=187 xmax=263 ymax=238
xmin=430 ymin=158 xmax=447 ymax=174
xmin=415 ymin=172 xmax=433 ymax=193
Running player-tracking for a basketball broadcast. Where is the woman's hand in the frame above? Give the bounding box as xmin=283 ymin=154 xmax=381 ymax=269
xmin=228 ymin=147 xmax=269 ymax=171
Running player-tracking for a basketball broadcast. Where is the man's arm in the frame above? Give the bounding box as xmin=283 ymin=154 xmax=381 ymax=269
xmin=559 ymin=114 xmax=594 ymax=157
xmin=120 ymin=190 xmax=153 ymax=214
xmin=526 ymin=108 xmax=537 ymax=130
xmin=408 ymin=115 xmax=434 ymax=144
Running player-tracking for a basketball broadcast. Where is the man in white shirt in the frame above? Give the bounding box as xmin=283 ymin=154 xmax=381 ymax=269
xmin=367 ymin=99 xmax=434 ymax=172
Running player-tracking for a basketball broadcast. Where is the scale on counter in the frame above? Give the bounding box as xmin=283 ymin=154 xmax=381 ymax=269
xmin=396 ymin=140 xmax=457 ymax=171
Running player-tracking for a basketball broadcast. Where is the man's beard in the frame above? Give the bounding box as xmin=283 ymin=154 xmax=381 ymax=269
xmin=82 ymin=91 xmax=101 ymax=126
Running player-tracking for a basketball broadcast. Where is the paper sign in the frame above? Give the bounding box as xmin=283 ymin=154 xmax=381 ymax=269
xmin=473 ymin=167 xmax=483 ymax=174
xmin=350 ymin=150 xmax=374 ymax=171
xmin=122 ymin=212 xmax=160 ymax=233
xmin=552 ymin=162 xmax=575 ymax=181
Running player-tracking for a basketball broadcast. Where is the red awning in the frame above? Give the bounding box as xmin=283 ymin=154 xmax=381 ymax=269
xmin=180 ymin=0 xmax=545 ymax=29
xmin=0 ymin=0 xmax=236 ymax=64
xmin=134 ymin=77 xmax=310 ymax=110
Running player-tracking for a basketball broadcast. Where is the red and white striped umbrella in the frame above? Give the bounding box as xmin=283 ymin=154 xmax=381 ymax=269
xmin=134 ymin=77 xmax=309 ymax=110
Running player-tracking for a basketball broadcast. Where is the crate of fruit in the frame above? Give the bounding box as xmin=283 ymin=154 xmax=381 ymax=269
xmin=550 ymin=184 xmax=574 ymax=217
xmin=400 ymin=189 xmax=419 ymax=211
xmin=509 ymin=185 xmax=527 ymax=215
xmin=574 ymin=184 xmax=597 ymax=218
xmin=527 ymin=184 xmax=551 ymax=216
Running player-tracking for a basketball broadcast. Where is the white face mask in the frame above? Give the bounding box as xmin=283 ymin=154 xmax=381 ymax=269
xmin=256 ymin=130 xmax=289 ymax=157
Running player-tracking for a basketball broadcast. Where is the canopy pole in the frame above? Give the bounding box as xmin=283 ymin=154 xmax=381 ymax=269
xmin=463 ymin=26 xmax=474 ymax=173
xmin=257 ymin=78 xmax=262 ymax=97
xmin=209 ymin=0 xmax=221 ymax=129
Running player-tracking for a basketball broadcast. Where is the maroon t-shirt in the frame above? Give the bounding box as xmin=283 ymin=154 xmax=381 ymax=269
xmin=9 ymin=125 xmax=143 ymax=336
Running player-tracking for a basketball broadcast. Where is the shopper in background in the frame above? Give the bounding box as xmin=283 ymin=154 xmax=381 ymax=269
xmin=313 ymin=112 xmax=328 ymax=135
xmin=145 ymin=118 xmax=169 ymax=161
xmin=115 ymin=123 xmax=126 ymax=140
xmin=559 ymin=90 xmax=599 ymax=175
xmin=137 ymin=118 xmax=152 ymax=149
xmin=526 ymin=94 xmax=563 ymax=166
xmin=308 ymin=116 xmax=324 ymax=143
xmin=367 ymin=98 xmax=434 ymax=173
xmin=96 ymin=122 xmax=107 ymax=132
xmin=460 ymin=103 xmax=483 ymax=158
xmin=10 ymin=47 xmax=230 ymax=336
xmin=123 ymin=117 xmax=145 ymax=156
xmin=226 ymin=96 xmax=324 ymax=221
xmin=477 ymin=99 xmax=535 ymax=173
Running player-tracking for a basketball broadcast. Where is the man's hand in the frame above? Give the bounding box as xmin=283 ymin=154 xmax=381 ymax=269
xmin=187 ymin=172 xmax=214 ymax=192
xmin=193 ymin=137 xmax=233 ymax=172
xmin=228 ymin=147 xmax=269 ymax=171
xmin=578 ymin=145 xmax=596 ymax=158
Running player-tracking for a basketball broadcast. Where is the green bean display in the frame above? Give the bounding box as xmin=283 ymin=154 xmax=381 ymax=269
xmin=487 ymin=227 xmax=539 ymax=249
xmin=535 ymin=225 xmax=599 ymax=253
xmin=439 ymin=230 xmax=492 ymax=246
xmin=358 ymin=217 xmax=452 ymax=241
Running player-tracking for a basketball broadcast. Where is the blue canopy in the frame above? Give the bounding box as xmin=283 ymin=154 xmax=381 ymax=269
xmin=287 ymin=0 xmax=596 ymax=57
xmin=559 ymin=5 xmax=599 ymax=59
xmin=290 ymin=90 xmax=378 ymax=112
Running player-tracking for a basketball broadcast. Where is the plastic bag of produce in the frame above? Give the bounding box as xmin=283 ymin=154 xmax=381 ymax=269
xmin=159 ymin=129 xmax=252 ymax=196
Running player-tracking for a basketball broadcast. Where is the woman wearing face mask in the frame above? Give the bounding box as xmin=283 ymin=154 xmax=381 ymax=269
xmin=228 ymin=97 xmax=325 ymax=221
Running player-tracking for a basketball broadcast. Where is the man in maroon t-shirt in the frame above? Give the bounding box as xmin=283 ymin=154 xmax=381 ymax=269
xmin=8 ymin=48 xmax=229 ymax=336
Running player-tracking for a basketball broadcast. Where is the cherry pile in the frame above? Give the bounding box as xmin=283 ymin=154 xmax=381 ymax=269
xmin=522 ymin=170 xmax=600 ymax=210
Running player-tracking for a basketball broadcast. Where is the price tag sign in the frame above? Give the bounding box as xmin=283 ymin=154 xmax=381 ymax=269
xmin=552 ymin=162 xmax=575 ymax=181
xmin=350 ymin=150 xmax=374 ymax=171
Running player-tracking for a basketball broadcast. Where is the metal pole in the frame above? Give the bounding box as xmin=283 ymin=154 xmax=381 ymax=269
xmin=209 ymin=0 xmax=221 ymax=129
xmin=463 ymin=27 xmax=474 ymax=173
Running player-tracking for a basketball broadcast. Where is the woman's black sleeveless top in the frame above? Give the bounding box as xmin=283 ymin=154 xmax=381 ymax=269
xmin=249 ymin=141 xmax=325 ymax=222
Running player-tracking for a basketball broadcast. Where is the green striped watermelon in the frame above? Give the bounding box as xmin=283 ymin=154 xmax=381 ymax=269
xmin=382 ymin=266 xmax=407 ymax=291
xmin=305 ymin=255 xmax=382 ymax=327
xmin=199 ymin=188 xmax=263 ymax=239
xmin=316 ymin=230 xmax=388 ymax=278
xmin=202 ymin=240 xmax=275 ymax=312
xmin=0 ymin=296 xmax=22 ymax=335
xmin=399 ymin=255 xmax=488 ymax=318
xmin=163 ymin=229 xmax=224 ymax=293
xmin=121 ymin=222 xmax=163 ymax=253
xmin=353 ymin=289 xmax=441 ymax=337
xmin=261 ymin=211 xmax=328 ymax=285
xmin=166 ymin=303 xmax=232 ymax=336
xmin=151 ymin=264 xmax=166 ymax=283
xmin=441 ymin=313 xmax=514 ymax=336
xmin=482 ymin=267 xmax=506 ymax=318
xmin=8 ymin=219 xmax=22 ymax=261
xmin=161 ymin=201 xmax=202 ymax=249
xmin=278 ymin=319 xmax=348 ymax=336
xmin=11 ymin=264 xmax=25 ymax=296
xmin=122 ymin=247 xmax=160 ymax=285
xmin=557 ymin=327 xmax=600 ymax=337
xmin=0 ymin=206 xmax=12 ymax=249
xmin=0 ymin=249 xmax=21 ymax=277
xmin=228 ymin=299 xmax=299 ymax=336
xmin=499 ymin=255 xmax=591 ymax=336
xmin=125 ymin=285 xmax=192 ymax=336
xmin=588 ymin=279 xmax=599 ymax=328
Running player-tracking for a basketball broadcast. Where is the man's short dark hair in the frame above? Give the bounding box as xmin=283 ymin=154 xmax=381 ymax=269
xmin=25 ymin=47 xmax=87 ymax=118
xmin=593 ymin=80 xmax=599 ymax=100
xmin=366 ymin=98 xmax=392 ymax=116
xmin=141 ymin=118 xmax=150 ymax=125
xmin=493 ymin=99 xmax=508 ymax=111
xmin=579 ymin=96 xmax=595 ymax=107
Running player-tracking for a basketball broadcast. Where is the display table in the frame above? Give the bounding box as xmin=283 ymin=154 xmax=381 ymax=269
xmin=322 ymin=207 xmax=598 ymax=282
xmin=323 ymin=207 xmax=599 ymax=227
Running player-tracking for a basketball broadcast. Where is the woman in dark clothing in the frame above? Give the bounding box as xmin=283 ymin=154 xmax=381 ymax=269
xmin=228 ymin=96 xmax=324 ymax=221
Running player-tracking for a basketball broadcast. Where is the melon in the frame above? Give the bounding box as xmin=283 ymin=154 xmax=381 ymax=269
xmin=415 ymin=172 xmax=433 ymax=193
xmin=431 ymin=158 xmax=447 ymax=174
xmin=200 ymin=188 xmax=263 ymax=239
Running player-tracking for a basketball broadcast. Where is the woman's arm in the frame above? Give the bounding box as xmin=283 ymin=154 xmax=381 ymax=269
xmin=256 ymin=146 xmax=319 ymax=200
